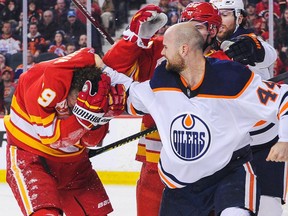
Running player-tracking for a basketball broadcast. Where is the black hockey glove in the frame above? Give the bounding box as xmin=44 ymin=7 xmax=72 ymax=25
xmin=220 ymin=33 xmax=265 ymax=66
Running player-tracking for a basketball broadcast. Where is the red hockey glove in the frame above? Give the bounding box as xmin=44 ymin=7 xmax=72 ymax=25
xmin=123 ymin=4 xmax=167 ymax=48
xmin=220 ymin=33 xmax=265 ymax=66
xmin=72 ymin=74 xmax=111 ymax=130
xmin=106 ymin=84 xmax=127 ymax=117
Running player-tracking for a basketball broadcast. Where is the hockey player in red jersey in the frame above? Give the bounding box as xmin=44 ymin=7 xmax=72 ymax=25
xmin=4 ymin=48 xmax=126 ymax=216
xmin=103 ymin=5 xmax=168 ymax=216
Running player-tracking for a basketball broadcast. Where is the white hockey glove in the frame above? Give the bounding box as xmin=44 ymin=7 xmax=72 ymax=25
xmin=123 ymin=4 xmax=168 ymax=48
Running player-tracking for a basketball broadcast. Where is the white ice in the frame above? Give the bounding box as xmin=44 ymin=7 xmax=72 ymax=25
xmin=2 ymin=183 xmax=288 ymax=215
xmin=0 ymin=183 xmax=136 ymax=216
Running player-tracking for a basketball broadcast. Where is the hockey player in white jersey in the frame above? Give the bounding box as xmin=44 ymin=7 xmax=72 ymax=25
xmin=208 ymin=0 xmax=287 ymax=215
xmin=210 ymin=0 xmax=277 ymax=80
xmin=104 ymin=23 xmax=288 ymax=216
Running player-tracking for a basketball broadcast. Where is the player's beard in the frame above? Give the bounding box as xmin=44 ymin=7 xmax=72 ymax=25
xmin=217 ymin=25 xmax=234 ymax=42
xmin=165 ymin=53 xmax=185 ymax=74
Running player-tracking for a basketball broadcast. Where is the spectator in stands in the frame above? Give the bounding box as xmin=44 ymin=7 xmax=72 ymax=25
xmin=77 ymin=34 xmax=87 ymax=49
xmin=261 ymin=14 xmax=280 ymax=41
xmin=40 ymin=0 xmax=56 ymax=11
xmin=48 ymin=30 xmax=66 ymax=57
xmin=0 ymin=79 xmax=5 ymax=115
xmin=114 ymin=0 xmax=129 ymax=28
xmin=159 ymin=0 xmax=176 ymax=15
xmin=0 ymin=0 xmax=20 ymax=22
xmin=167 ymin=10 xmax=179 ymax=27
xmin=1 ymin=68 xmax=16 ymax=114
xmin=256 ymin=0 xmax=281 ymax=19
xmin=14 ymin=50 xmax=35 ymax=83
xmin=15 ymin=12 xmax=23 ymax=40
xmin=0 ymin=53 xmax=13 ymax=76
xmin=28 ymin=14 xmax=40 ymax=26
xmin=75 ymin=0 xmax=102 ymax=25
xmin=279 ymin=0 xmax=287 ymax=14
xmin=177 ymin=0 xmax=193 ymax=14
xmin=73 ymin=0 xmax=103 ymax=56
xmin=27 ymin=22 xmax=46 ymax=58
xmin=273 ymin=50 xmax=286 ymax=77
xmin=0 ymin=21 xmax=21 ymax=55
xmin=28 ymin=0 xmax=43 ymax=22
xmin=0 ymin=0 xmax=5 ymax=13
xmin=101 ymin=0 xmax=116 ymax=36
xmin=245 ymin=3 xmax=263 ymax=35
xmin=129 ymin=0 xmax=145 ymax=9
xmin=38 ymin=10 xmax=59 ymax=46
xmin=65 ymin=42 xmax=76 ymax=55
xmin=278 ymin=7 xmax=288 ymax=72
xmin=62 ymin=10 xmax=86 ymax=45
xmin=52 ymin=0 xmax=69 ymax=27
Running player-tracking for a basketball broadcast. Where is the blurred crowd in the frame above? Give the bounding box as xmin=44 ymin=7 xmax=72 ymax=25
xmin=0 ymin=0 xmax=129 ymax=115
xmin=0 ymin=0 xmax=287 ymax=114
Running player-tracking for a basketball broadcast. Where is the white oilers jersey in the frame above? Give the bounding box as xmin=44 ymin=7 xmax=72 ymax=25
xmin=105 ymin=58 xmax=288 ymax=188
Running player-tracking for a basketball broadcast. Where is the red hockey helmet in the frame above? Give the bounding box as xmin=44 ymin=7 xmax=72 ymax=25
xmin=180 ymin=2 xmax=222 ymax=31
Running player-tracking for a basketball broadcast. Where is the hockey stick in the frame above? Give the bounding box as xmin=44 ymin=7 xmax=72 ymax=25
xmin=88 ymin=125 xmax=158 ymax=158
xmin=268 ymin=71 xmax=288 ymax=83
xmin=71 ymin=0 xmax=115 ymax=45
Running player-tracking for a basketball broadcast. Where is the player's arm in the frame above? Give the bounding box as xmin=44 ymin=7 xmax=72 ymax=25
xmin=52 ymin=47 xmax=97 ymax=69
xmin=102 ymin=4 xmax=167 ymax=76
xmin=266 ymin=84 xmax=288 ymax=161
xmin=103 ymin=66 xmax=151 ymax=116
xmin=103 ymin=39 xmax=143 ymax=75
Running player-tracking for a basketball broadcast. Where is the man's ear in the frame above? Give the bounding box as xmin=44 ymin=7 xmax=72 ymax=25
xmin=237 ymin=14 xmax=244 ymax=25
xmin=180 ymin=44 xmax=189 ymax=57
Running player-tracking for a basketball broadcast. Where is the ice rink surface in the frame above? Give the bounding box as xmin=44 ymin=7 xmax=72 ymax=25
xmin=0 ymin=183 xmax=136 ymax=215
xmin=2 ymin=183 xmax=288 ymax=215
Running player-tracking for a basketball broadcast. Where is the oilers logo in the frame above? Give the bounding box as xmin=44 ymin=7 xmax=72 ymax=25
xmin=170 ymin=113 xmax=211 ymax=161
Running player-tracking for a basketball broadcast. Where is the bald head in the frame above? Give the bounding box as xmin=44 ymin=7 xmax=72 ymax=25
xmin=165 ymin=22 xmax=204 ymax=52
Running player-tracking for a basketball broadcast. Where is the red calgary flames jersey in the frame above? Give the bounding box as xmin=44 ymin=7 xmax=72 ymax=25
xmin=4 ymin=48 xmax=107 ymax=162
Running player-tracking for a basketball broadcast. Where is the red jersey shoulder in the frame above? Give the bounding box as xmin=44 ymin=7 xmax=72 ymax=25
xmin=206 ymin=50 xmax=231 ymax=61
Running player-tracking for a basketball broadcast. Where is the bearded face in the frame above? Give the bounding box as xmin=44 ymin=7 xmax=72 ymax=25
xmin=217 ymin=24 xmax=235 ymax=42
xmin=165 ymin=52 xmax=186 ymax=74
xmin=217 ymin=10 xmax=237 ymax=42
